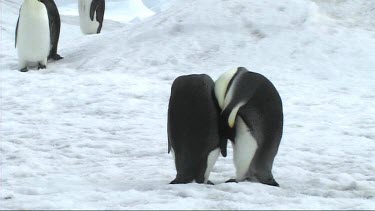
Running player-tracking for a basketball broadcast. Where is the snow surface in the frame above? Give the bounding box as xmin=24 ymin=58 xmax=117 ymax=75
xmin=1 ymin=0 xmax=375 ymax=209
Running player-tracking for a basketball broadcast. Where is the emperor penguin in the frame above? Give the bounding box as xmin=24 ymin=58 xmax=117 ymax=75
xmin=15 ymin=0 xmax=51 ymax=72
xmin=78 ymin=0 xmax=105 ymax=34
xmin=41 ymin=0 xmax=63 ymax=60
xmin=168 ymin=74 xmax=227 ymax=185
xmin=214 ymin=67 xmax=283 ymax=186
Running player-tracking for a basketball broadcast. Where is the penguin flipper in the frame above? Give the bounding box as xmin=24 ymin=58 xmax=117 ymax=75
xmin=220 ymin=101 xmax=239 ymax=141
xmin=15 ymin=16 xmax=19 ymax=48
xmin=212 ymin=87 xmax=228 ymax=157
xmin=90 ymin=0 xmax=101 ymax=21
xmin=219 ymin=131 xmax=228 ymax=157
xmin=41 ymin=0 xmax=62 ymax=59
xmin=97 ymin=1 xmax=105 ymax=33
xmin=96 ymin=1 xmax=105 ymax=23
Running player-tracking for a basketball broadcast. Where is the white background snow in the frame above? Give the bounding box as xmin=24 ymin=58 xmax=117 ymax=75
xmin=1 ymin=0 xmax=375 ymax=209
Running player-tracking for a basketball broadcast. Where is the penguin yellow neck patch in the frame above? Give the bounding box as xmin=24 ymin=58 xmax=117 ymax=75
xmin=228 ymin=102 xmax=245 ymax=128
xmin=214 ymin=67 xmax=238 ymax=109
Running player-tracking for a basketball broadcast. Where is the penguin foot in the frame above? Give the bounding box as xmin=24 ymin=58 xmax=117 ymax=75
xmin=38 ymin=64 xmax=46 ymax=70
xmin=207 ymin=180 xmax=215 ymax=185
xmin=19 ymin=67 xmax=28 ymax=72
xmin=256 ymin=176 xmax=280 ymax=187
xmin=263 ymin=179 xmax=280 ymax=187
xmin=49 ymin=54 xmax=63 ymax=61
xmin=225 ymin=179 xmax=238 ymax=183
xmin=170 ymin=179 xmax=190 ymax=184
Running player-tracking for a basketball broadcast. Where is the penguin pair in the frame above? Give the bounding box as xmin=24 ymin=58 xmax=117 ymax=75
xmin=15 ymin=0 xmax=105 ymax=72
xmin=168 ymin=67 xmax=283 ymax=186
xmin=15 ymin=0 xmax=63 ymax=72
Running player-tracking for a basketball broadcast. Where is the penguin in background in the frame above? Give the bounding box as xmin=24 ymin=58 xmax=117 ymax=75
xmin=214 ymin=67 xmax=283 ymax=187
xmin=168 ymin=74 xmax=227 ymax=185
xmin=15 ymin=0 xmax=51 ymax=72
xmin=78 ymin=0 xmax=105 ymax=34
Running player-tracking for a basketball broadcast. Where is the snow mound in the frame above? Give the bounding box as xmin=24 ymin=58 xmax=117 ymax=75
xmin=311 ymin=0 xmax=375 ymax=29
xmin=142 ymin=0 xmax=174 ymax=13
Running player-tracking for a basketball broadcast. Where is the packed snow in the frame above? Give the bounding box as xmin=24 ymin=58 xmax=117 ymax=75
xmin=1 ymin=0 xmax=375 ymax=209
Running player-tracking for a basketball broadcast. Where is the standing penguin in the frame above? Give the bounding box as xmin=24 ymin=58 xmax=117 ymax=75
xmin=214 ymin=67 xmax=283 ymax=186
xmin=15 ymin=0 xmax=51 ymax=72
xmin=168 ymin=74 xmax=227 ymax=185
xmin=78 ymin=0 xmax=105 ymax=34
xmin=41 ymin=0 xmax=63 ymax=60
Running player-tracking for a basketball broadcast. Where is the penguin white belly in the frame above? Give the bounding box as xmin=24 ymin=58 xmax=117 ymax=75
xmin=204 ymin=148 xmax=220 ymax=183
xmin=232 ymin=117 xmax=258 ymax=181
xmin=17 ymin=4 xmax=50 ymax=66
xmin=78 ymin=0 xmax=100 ymax=34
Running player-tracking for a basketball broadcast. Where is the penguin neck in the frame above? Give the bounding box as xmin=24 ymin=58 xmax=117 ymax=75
xmin=214 ymin=68 xmax=239 ymax=109
xmin=22 ymin=0 xmax=46 ymax=17
xmin=23 ymin=0 xmax=43 ymax=9
xmin=24 ymin=0 xmax=41 ymax=5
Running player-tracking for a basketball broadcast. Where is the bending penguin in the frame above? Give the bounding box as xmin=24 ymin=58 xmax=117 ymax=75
xmin=215 ymin=67 xmax=283 ymax=187
xmin=168 ymin=74 xmax=227 ymax=184
xmin=78 ymin=0 xmax=105 ymax=34
xmin=15 ymin=0 xmax=51 ymax=72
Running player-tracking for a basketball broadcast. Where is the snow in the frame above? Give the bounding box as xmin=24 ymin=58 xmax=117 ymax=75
xmin=1 ymin=0 xmax=375 ymax=209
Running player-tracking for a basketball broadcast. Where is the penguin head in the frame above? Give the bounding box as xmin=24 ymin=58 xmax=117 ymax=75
xmin=214 ymin=67 xmax=239 ymax=109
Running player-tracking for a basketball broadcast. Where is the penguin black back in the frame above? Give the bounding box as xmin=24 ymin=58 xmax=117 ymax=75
xmin=236 ymin=71 xmax=283 ymax=186
xmin=168 ymin=74 xmax=226 ymax=184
